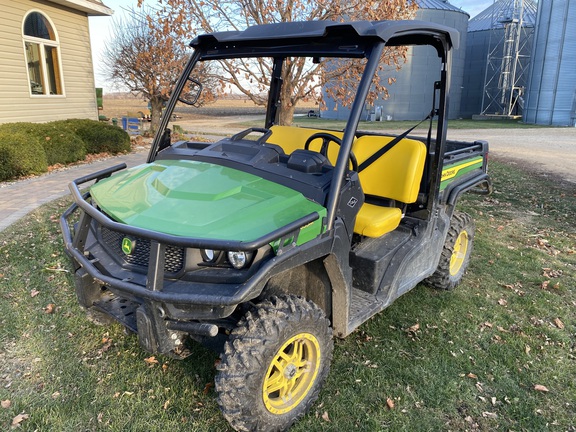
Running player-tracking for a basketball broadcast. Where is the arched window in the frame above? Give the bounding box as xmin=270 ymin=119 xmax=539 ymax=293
xmin=23 ymin=11 xmax=63 ymax=95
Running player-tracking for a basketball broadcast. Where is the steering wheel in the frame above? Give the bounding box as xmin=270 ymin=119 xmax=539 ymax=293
xmin=304 ymin=132 xmax=358 ymax=171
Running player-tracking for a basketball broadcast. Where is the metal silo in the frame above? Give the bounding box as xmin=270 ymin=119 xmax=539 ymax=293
xmin=524 ymin=0 xmax=576 ymax=126
xmin=322 ymin=0 xmax=469 ymax=121
xmin=460 ymin=0 xmax=537 ymax=119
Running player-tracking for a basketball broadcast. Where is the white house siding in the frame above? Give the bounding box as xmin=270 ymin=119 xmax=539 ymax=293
xmin=0 ymin=0 xmax=100 ymax=123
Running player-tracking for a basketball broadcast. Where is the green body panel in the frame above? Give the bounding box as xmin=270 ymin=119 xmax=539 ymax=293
xmin=440 ymin=157 xmax=484 ymax=191
xmin=90 ymin=160 xmax=326 ymax=243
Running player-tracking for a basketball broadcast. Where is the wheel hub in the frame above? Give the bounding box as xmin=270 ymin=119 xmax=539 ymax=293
xmin=283 ymin=364 xmax=297 ymax=379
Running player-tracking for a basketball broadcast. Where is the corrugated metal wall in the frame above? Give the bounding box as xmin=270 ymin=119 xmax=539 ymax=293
xmin=322 ymin=0 xmax=468 ymax=121
xmin=524 ymin=0 xmax=576 ymax=126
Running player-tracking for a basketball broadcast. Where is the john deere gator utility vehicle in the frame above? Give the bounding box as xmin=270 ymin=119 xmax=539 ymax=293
xmin=62 ymin=20 xmax=492 ymax=431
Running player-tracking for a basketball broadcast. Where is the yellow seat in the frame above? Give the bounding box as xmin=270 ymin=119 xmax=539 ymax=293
xmin=352 ymin=136 xmax=427 ymax=237
xmin=268 ymin=125 xmax=345 ymax=164
xmin=268 ymin=127 xmax=426 ymax=238
xmin=354 ymin=204 xmax=402 ymax=238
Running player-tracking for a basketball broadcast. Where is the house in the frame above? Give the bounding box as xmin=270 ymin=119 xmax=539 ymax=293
xmin=0 ymin=0 xmax=112 ymax=124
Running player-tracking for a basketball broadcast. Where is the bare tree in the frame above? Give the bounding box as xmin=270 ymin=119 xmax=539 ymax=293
xmin=138 ymin=0 xmax=418 ymax=125
xmin=103 ymin=7 xmax=215 ymax=132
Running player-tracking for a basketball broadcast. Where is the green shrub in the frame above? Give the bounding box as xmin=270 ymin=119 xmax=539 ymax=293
xmin=0 ymin=131 xmax=48 ymax=181
xmin=0 ymin=122 xmax=86 ymax=166
xmin=53 ymin=119 xmax=130 ymax=154
xmin=36 ymin=123 xmax=86 ymax=165
xmin=0 ymin=118 xmax=130 ymax=182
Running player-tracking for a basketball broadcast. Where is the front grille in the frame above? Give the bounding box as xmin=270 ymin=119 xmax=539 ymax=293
xmin=100 ymin=226 xmax=185 ymax=274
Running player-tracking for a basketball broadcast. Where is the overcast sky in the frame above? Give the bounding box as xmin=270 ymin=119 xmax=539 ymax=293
xmin=89 ymin=0 xmax=495 ymax=90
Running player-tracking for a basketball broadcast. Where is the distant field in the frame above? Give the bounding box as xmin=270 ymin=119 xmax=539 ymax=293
xmin=101 ymin=96 xmax=317 ymax=120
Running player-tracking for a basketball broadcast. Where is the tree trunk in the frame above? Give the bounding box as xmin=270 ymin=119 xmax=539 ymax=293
xmin=278 ymin=81 xmax=297 ymax=126
xmin=278 ymin=103 xmax=296 ymax=126
xmin=149 ymin=96 xmax=165 ymax=134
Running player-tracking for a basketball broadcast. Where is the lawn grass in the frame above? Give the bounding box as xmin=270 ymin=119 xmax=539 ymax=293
xmin=1 ymin=160 xmax=574 ymax=431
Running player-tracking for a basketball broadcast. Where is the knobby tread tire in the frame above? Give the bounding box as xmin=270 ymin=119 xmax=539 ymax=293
xmin=425 ymin=211 xmax=475 ymax=291
xmin=215 ymin=295 xmax=333 ymax=432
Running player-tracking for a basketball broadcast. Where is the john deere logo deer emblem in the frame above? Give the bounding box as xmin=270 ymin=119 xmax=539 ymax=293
xmin=121 ymin=237 xmax=135 ymax=255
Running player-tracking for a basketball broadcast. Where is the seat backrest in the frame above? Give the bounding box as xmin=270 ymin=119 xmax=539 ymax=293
xmin=268 ymin=125 xmax=345 ymax=164
xmin=352 ymin=135 xmax=427 ymax=203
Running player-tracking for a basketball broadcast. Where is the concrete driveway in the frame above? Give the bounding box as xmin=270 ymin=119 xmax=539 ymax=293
xmin=446 ymin=128 xmax=576 ymax=185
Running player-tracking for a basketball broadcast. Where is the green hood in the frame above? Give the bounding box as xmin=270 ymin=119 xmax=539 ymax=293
xmin=90 ymin=160 xmax=326 ymax=243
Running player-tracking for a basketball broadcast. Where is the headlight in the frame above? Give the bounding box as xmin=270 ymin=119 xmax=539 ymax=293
xmin=201 ymin=249 xmax=221 ymax=263
xmin=227 ymin=251 xmax=252 ymax=269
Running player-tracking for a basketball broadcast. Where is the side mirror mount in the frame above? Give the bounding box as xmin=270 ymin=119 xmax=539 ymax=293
xmin=178 ymin=77 xmax=203 ymax=106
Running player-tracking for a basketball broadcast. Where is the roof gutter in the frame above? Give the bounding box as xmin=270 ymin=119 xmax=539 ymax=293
xmin=47 ymin=0 xmax=113 ymax=16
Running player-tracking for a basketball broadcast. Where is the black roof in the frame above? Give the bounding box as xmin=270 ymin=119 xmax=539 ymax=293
xmin=190 ymin=20 xmax=459 ymax=57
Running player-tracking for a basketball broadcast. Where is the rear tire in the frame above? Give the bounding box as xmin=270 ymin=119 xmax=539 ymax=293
xmin=215 ymin=295 xmax=333 ymax=432
xmin=425 ymin=211 xmax=475 ymax=290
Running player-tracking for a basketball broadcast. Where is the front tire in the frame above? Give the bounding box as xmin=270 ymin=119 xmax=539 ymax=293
xmin=215 ymin=295 xmax=333 ymax=432
xmin=426 ymin=211 xmax=475 ymax=290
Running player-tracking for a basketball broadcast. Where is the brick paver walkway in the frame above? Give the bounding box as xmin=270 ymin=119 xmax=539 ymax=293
xmin=0 ymin=151 xmax=147 ymax=232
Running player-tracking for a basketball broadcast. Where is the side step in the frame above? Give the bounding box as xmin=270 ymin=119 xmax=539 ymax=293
xmin=347 ymin=288 xmax=387 ymax=335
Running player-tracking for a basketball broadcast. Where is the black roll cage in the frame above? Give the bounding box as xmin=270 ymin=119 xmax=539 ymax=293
xmin=148 ymin=19 xmax=457 ymax=233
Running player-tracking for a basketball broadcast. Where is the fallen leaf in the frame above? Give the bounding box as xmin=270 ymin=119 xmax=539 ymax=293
xmin=144 ymin=356 xmax=159 ymax=366
xmin=12 ymin=413 xmax=29 ymax=427
xmin=100 ymin=338 xmax=113 ymax=353
xmin=30 ymin=290 xmax=40 ymax=298
xmin=163 ymin=399 xmax=170 ymax=410
xmin=1 ymin=399 xmax=10 ymax=409
xmin=321 ymin=411 xmax=330 ymax=422
xmin=534 ymin=384 xmax=549 ymax=392
xmin=162 ymin=363 xmax=169 ymax=373
xmin=541 ymin=280 xmax=550 ymax=289
xmin=542 ymin=268 xmax=563 ymax=278
xmin=466 ymin=373 xmax=478 ymax=379
xmin=482 ymin=411 xmax=498 ymax=419
xmin=553 ymin=318 xmax=564 ymax=329
xmin=386 ymin=398 xmax=395 ymax=409
xmin=203 ymin=382 xmax=213 ymax=395
xmin=497 ymin=298 xmax=507 ymax=306
xmin=525 ymin=345 xmax=531 ymax=355
xmin=44 ymin=303 xmax=55 ymax=314
xmin=407 ymin=323 xmax=420 ymax=333
xmin=51 ymin=391 xmax=61 ymax=399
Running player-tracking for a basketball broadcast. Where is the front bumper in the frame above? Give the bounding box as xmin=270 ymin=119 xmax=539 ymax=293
xmin=60 ymin=163 xmax=322 ymax=353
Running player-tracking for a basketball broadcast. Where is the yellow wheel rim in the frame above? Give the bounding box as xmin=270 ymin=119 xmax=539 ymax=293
xmin=450 ymin=230 xmax=469 ymax=276
xmin=262 ymin=332 xmax=321 ymax=415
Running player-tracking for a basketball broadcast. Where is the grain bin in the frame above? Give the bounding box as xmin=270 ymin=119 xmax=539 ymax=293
xmin=524 ymin=0 xmax=576 ymax=126
xmin=322 ymin=0 xmax=469 ymax=121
